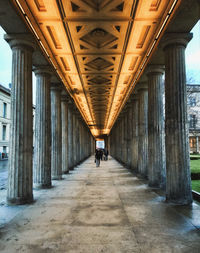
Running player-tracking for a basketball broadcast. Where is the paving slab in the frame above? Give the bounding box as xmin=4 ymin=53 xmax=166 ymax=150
xmin=0 ymin=156 xmax=200 ymax=252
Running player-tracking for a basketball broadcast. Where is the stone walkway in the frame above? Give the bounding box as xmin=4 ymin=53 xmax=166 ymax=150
xmin=0 ymin=156 xmax=200 ymax=252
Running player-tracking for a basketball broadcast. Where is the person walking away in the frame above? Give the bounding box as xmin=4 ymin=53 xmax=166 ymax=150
xmin=100 ymin=149 xmax=103 ymax=160
xmin=95 ymin=149 xmax=101 ymax=167
xmin=104 ymin=148 xmax=109 ymax=161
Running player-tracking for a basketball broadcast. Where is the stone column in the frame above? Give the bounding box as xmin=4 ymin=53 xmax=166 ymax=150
xmin=75 ymin=114 xmax=80 ymax=164
xmin=33 ymin=66 xmax=52 ymax=188
xmin=123 ymin=110 xmax=128 ymax=166
xmin=78 ymin=119 xmax=82 ymax=161
xmin=137 ymin=84 xmax=148 ymax=178
xmin=146 ymin=65 xmax=166 ymax=188
xmin=163 ymin=33 xmax=193 ymax=204
xmin=118 ymin=116 xmax=123 ymax=162
xmin=51 ymin=83 xmax=62 ymax=180
xmin=196 ymin=136 xmax=199 ymax=153
xmin=127 ymin=102 xmax=133 ymax=168
xmin=68 ymin=101 xmax=73 ymax=170
xmin=61 ymin=90 xmax=69 ymax=174
xmin=120 ymin=118 xmax=123 ymax=161
xmin=131 ymin=94 xmax=139 ymax=171
xmin=5 ymin=34 xmax=34 ymax=204
xmin=72 ymin=110 xmax=77 ymax=167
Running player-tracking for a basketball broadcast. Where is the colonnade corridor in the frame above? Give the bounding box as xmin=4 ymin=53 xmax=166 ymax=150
xmin=0 ymin=156 xmax=200 ymax=252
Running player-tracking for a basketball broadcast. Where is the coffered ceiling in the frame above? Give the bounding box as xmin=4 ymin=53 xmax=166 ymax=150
xmin=12 ymin=0 xmax=180 ymax=137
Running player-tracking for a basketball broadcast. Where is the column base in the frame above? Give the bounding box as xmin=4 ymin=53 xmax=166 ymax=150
xmin=52 ymin=175 xmax=62 ymax=180
xmin=165 ymin=196 xmax=193 ymax=205
xmin=148 ymin=182 xmax=160 ymax=188
xmin=7 ymin=195 xmax=34 ymax=205
xmin=33 ymin=183 xmax=52 ymax=189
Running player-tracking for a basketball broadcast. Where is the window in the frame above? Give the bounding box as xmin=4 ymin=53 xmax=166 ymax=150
xmin=189 ymin=114 xmax=197 ymax=128
xmin=2 ymin=125 xmax=6 ymax=140
xmin=190 ymin=137 xmax=196 ymax=148
xmin=189 ymin=97 xmax=196 ymax=107
xmin=3 ymin=146 xmax=6 ymax=153
xmin=3 ymin=103 xmax=7 ymax=118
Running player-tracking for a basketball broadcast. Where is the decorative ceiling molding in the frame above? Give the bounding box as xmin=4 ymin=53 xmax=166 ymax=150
xmin=14 ymin=0 xmax=181 ymax=136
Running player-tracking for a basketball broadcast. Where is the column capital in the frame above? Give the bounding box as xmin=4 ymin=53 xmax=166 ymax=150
xmin=162 ymin=32 xmax=193 ymax=50
xmin=145 ymin=64 xmax=165 ymax=76
xmin=4 ymin=33 xmax=36 ymax=51
xmin=33 ymin=65 xmax=53 ymax=76
xmin=50 ymin=83 xmax=62 ymax=91
xmin=67 ymin=99 xmax=75 ymax=110
xmin=125 ymin=100 xmax=132 ymax=108
xmin=61 ymin=89 xmax=71 ymax=102
xmin=130 ymin=93 xmax=139 ymax=101
xmin=136 ymin=82 xmax=148 ymax=92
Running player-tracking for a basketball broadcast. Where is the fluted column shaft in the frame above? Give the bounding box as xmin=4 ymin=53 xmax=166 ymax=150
xmin=124 ymin=111 xmax=128 ymax=166
xmin=76 ymin=116 xmax=80 ymax=164
xmin=120 ymin=119 xmax=123 ymax=161
xmin=127 ymin=104 xmax=132 ymax=168
xmin=61 ymin=93 xmax=69 ymax=173
xmin=120 ymin=117 xmax=124 ymax=163
xmin=51 ymin=84 xmax=62 ymax=179
xmin=79 ymin=123 xmax=83 ymax=161
xmin=5 ymin=34 xmax=34 ymax=204
xmin=72 ymin=112 xmax=77 ymax=167
xmin=116 ymin=121 xmax=120 ymax=160
xmin=131 ymin=95 xmax=139 ymax=171
xmin=147 ymin=66 xmax=166 ymax=188
xmin=33 ymin=67 xmax=52 ymax=188
xmin=138 ymin=87 xmax=148 ymax=177
xmin=164 ymin=33 xmax=193 ymax=204
xmin=68 ymin=103 xmax=73 ymax=169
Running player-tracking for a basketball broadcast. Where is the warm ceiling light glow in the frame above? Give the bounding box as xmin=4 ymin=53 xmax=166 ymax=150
xmin=14 ymin=0 xmax=181 ymax=137
xmin=39 ymin=41 xmax=49 ymax=58
xmin=15 ymin=0 xmax=25 ymax=14
xmin=106 ymin=0 xmax=180 ymax=133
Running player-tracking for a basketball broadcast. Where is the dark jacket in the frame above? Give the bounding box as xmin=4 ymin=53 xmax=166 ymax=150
xmin=95 ymin=150 xmax=101 ymax=159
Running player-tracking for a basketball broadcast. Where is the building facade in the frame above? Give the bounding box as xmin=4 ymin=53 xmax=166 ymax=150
xmin=0 ymin=84 xmax=11 ymax=158
xmin=0 ymin=85 xmax=36 ymax=159
xmin=188 ymin=85 xmax=200 ymax=153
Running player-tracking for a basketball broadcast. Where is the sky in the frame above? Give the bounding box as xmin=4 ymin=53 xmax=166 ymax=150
xmin=185 ymin=20 xmax=200 ymax=84
xmin=0 ymin=20 xmax=199 ymax=95
xmin=0 ymin=26 xmax=36 ymax=103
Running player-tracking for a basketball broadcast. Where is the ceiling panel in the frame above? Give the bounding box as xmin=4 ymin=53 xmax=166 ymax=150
xmin=14 ymin=0 xmax=180 ymax=137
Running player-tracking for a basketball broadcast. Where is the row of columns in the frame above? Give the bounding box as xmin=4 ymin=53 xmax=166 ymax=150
xmin=109 ymin=33 xmax=193 ymax=205
xmin=5 ymin=34 xmax=94 ymax=204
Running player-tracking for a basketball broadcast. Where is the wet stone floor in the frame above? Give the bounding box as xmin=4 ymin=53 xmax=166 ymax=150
xmin=0 ymin=157 xmax=200 ymax=252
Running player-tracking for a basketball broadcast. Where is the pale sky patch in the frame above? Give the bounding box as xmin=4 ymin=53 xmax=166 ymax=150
xmin=186 ymin=20 xmax=200 ymax=84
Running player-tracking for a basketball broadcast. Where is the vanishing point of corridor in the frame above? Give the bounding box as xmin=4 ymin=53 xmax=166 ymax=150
xmin=0 ymin=156 xmax=200 ymax=253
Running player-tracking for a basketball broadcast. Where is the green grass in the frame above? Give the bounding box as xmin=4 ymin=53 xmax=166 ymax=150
xmin=191 ymin=180 xmax=200 ymax=192
xmin=190 ymin=158 xmax=200 ymax=192
xmin=190 ymin=159 xmax=200 ymax=174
